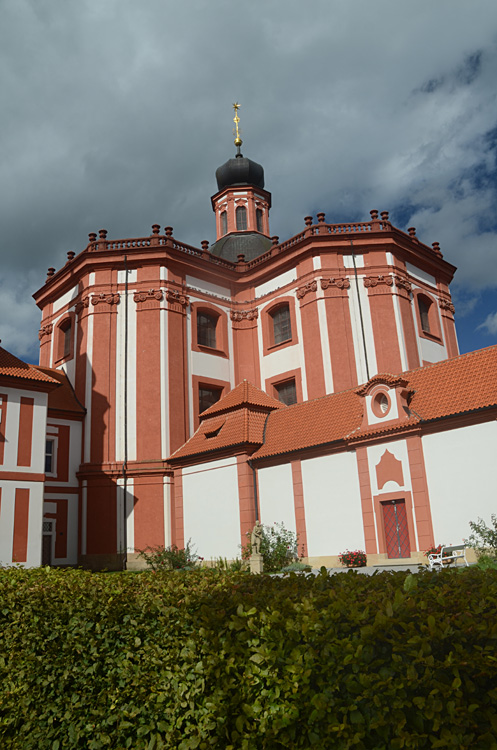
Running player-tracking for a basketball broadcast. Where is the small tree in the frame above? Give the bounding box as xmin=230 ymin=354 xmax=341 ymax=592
xmin=465 ymin=514 xmax=497 ymax=561
xmin=241 ymin=522 xmax=298 ymax=573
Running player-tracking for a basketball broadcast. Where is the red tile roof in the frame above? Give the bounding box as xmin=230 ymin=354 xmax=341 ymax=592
xmin=255 ymin=345 xmax=497 ymax=459
xmin=168 ymin=346 xmax=497 ymax=464
xmin=0 ymin=347 xmax=59 ymax=386
xmin=169 ymin=381 xmax=281 ymax=461
xmin=34 ymin=366 xmax=86 ymax=415
xmin=200 ymin=380 xmax=283 ymax=418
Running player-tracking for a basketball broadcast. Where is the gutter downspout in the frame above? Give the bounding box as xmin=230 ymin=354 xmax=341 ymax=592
xmin=122 ymin=255 xmax=129 ymax=570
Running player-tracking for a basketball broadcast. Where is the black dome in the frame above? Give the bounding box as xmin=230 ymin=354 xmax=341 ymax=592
xmin=210 ymin=232 xmax=272 ymax=263
xmin=216 ymin=153 xmax=265 ymax=192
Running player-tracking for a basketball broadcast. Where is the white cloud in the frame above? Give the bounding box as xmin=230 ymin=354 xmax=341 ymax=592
xmin=478 ymin=312 xmax=497 ymax=336
xmin=1 ymin=0 xmax=497 ymax=358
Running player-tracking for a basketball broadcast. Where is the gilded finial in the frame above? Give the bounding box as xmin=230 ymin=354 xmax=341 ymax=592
xmin=233 ymin=102 xmax=242 ymax=149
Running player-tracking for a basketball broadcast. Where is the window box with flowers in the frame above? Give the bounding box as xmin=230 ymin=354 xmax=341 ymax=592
xmin=338 ymin=549 xmax=368 ymax=568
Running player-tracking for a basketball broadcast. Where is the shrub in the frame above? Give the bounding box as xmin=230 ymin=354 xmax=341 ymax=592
xmin=465 ymin=514 xmax=497 ymax=560
xmin=211 ymin=557 xmax=248 ymax=572
xmin=338 ymin=548 xmax=367 ymax=567
xmin=138 ymin=539 xmax=201 ymax=570
xmin=241 ymin=521 xmax=298 ymax=572
xmin=1 ymin=567 xmax=497 ymax=748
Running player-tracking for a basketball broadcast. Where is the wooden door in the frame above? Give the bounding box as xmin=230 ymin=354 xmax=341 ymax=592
xmin=382 ymin=499 xmax=410 ymax=558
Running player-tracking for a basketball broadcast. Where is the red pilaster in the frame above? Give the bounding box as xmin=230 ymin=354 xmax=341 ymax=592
xmin=291 ymin=460 xmax=308 ymax=557
xmin=12 ymin=488 xmax=29 ymax=563
xmin=237 ymin=455 xmax=257 ymax=546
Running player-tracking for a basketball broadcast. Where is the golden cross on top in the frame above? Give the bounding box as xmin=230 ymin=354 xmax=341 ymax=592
xmin=232 ymin=102 xmax=242 ymax=148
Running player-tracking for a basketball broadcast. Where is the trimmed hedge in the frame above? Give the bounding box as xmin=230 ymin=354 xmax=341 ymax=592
xmin=1 ymin=567 xmax=497 ymax=748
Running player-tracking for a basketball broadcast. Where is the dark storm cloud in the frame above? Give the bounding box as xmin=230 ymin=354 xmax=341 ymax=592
xmin=1 ymin=0 xmax=497 ymax=359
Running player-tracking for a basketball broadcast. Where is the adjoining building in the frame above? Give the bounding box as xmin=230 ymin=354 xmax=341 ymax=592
xmin=1 ymin=120 xmax=495 ymax=568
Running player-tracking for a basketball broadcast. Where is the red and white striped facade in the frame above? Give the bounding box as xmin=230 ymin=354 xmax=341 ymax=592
xmin=2 ymin=152 xmax=487 ymax=569
xmin=30 ymin=170 xmax=462 ymax=569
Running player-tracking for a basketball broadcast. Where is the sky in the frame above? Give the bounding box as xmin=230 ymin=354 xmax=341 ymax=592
xmin=1 ymin=0 xmax=496 ymax=363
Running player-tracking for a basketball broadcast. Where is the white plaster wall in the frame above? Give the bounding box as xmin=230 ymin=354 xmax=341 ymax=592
xmin=348 ymin=276 xmax=378 ymax=383
xmin=316 ymin=296 xmax=334 ymax=393
xmin=301 ymin=452 xmax=364 ymax=556
xmin=116 ymin=477 xmax=135 ymax=554
xmin=255 ymin=269 xmax=297 ymax=298
xmin=258 ymin=463 xmax=297 ymax=535
xmin=52 ymin=285 xmax=79 ymax=314
xmin=391 ymin=293 xmax=409 ymax=371
xmin=2 ymin=387 xmax=48 ymax=473
xmin=160 ymin=304 xmax=169 ymax=459
xmin=115 ymin=287 xmax=137 ymax=462
xmin=182 ymin=457 xmax=240 ymax=559
xmin=419 ymin=336 xmax=447 ymax=364
xmin=423 ymin=421 xmax=497 ymax=545
xmin=343 ymin=254 xmax=364 ymax=268
xmin=406 ymin=263 xmax=436 ymax=289
xmin=191 ymin=351 xmax=231 ymax=381
xmin=186 ymin=276 xmax=231 ymax=300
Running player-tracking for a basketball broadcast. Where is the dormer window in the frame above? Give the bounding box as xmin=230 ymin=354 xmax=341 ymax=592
xmin=220 ymin=210 xmax=227 ymax=236
xmin=373 ymin=392 xmax=391 ymax=418
xmin=236 ymin=205 xmax=247 ymax=231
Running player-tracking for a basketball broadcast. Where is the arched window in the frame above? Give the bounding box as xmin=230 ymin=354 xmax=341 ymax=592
xmin=256 ymin=208 xmax=263 ymax=233
xmin=418 ymin=296 xmax=431 ymax=334
xmin=197 ymin=311 xmax=218 ymax=348
xmin=270 ymin=304 xmax=292 ymax=345
xmin=220 ymin=211 xmax=227 ymax=236
xmin=236 ymin=205 xmax=247 ymax=231
xmin=55 ymin=316 xmax=74 ymax=362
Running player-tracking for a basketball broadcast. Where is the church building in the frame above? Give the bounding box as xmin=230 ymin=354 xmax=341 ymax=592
xmin=0 ymin=111 xmax=496 ymax=569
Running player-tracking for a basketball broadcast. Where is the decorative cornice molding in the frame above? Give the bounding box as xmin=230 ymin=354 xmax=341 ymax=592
xmin=38 ymin=323 xmax=53 ymax=340
xmin=165 ymin=289 xmax=189 ymax=307
xmin=394 ymin=275 xmax=412 ymax=292
xmin=133 ymin=289 xmax=163 ymax=303
xmin=320 ymin=277 xmax=350 ymax=290
xmin=230 ymin=308 xmax=259 ymax=322
xmin=364 ymin=274 xmax=394 ymax=288
xmin=296 ymin=280 xmax=317 ymax=299
xmin=91 ymin=292 xmax=120 ymax=307
xmin=439 ymin=299 xmax=455 ymax=314
xmin=75 ymin=296 xmax=90 ymax=315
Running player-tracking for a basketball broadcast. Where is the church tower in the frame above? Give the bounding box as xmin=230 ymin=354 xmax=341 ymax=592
xmin=210 ymin=103 xmax=273 ymax=262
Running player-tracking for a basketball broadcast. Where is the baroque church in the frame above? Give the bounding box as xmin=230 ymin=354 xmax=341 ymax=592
xmin=1 ymin=112 xmax=496 ymax=569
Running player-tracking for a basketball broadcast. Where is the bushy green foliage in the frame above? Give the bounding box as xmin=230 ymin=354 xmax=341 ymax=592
xmin=465 ymin=514 xmax=497 ymax=560
xmin=211 ymin=557 xmax=247 ymax=572
xmin=138 ymin=539 xmax=201 ymax=570
xmin=1 ymin=566 xmax=497 ymax=748
xmin=241 ymin=521 xmax=298 ymax=572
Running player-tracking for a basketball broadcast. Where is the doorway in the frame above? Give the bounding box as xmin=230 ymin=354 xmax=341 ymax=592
xmin=381 ymin=499 xmax=410 ymax=558
xmin=42 ymin=520 xmax=54 ymax=566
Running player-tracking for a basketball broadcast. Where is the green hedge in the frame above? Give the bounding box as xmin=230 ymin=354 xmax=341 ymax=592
xmin=1 ymin=567 xmax=497 ymax=749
